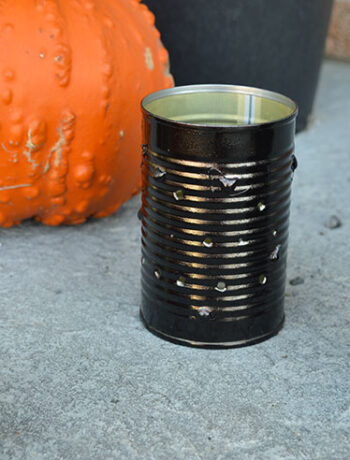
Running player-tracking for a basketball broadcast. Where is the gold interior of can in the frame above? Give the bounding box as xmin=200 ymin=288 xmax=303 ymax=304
xmin=143 ymin=85 xmax=297 ymax=126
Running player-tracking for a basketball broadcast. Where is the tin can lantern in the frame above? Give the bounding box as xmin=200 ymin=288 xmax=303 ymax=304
xmin=140 ymin=85 xmax=298 ymax=348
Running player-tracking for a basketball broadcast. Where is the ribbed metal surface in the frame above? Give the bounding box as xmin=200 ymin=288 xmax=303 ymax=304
xmin=140 ymin=86 xmax=297 ymax=348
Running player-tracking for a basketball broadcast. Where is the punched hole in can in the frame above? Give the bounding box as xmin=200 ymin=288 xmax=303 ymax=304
xmin=257 ymin=202 xmax=266 ymax=212
xmin=197 ymin=307 xmax=213 ymax=318
xmin=176 ymin=276 xmax=186 ymax=287
xmin=203 ymin=237 xmax=213 ymax=248
xmin=215 ymin=281 xmax=227 ymax=293
xmin=173 ymin=189 xmax=185 ymax=201
xmin=269 ymin=244 xmax=281 ymax=260
xmin=152 ymin=167 xmax=166 ymax=179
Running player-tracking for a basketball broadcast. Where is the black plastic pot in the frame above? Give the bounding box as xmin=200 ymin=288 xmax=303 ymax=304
xmin=144 ymin=0 xmax=333 ymax=132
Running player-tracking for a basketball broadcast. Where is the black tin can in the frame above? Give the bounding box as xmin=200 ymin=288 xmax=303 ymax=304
xmin=140 ymin=85 xmax=298 ymax=348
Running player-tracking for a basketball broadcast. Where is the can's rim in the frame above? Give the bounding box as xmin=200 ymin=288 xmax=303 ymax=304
xmin=141 ymin=84 xmax=298 ymax=129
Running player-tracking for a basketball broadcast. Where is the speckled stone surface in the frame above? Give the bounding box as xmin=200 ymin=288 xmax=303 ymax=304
xmin=1 ymin=60 xmax=349 ymax=460
xmin=326 ymin=0 xmax=350 ymax=61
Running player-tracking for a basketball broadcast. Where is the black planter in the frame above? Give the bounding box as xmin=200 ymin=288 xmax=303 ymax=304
xmin=144 ymin=0 xmax=333 ymax=132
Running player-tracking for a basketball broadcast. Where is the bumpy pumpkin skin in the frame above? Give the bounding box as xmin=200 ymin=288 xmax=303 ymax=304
xmin=0 ymin=0 xmax=173 ymax=227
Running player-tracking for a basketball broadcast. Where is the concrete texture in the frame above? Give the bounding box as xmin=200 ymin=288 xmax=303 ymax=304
xmin=1 ymin=60 xmax=349 ymax=460
xmin=326 ymin=0 xmax=350 ymax=61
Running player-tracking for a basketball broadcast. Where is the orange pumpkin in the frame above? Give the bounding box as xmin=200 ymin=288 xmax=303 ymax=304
xmin=0 ymin=0 xmax=173 ymax=227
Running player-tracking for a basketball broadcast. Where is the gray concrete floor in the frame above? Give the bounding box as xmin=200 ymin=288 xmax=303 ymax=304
xmin=1 ymin=60 xmax=350 ymax=460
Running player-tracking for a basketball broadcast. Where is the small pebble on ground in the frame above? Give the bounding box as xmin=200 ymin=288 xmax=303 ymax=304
xmin=289 ymin=276 xmax=305 ymax=286
xmin=324 ymin=215 xmax=342 ymax=229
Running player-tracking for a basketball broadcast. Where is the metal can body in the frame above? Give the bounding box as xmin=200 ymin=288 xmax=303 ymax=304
xmin=140 ymin=85 xmax=297 ymax=348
